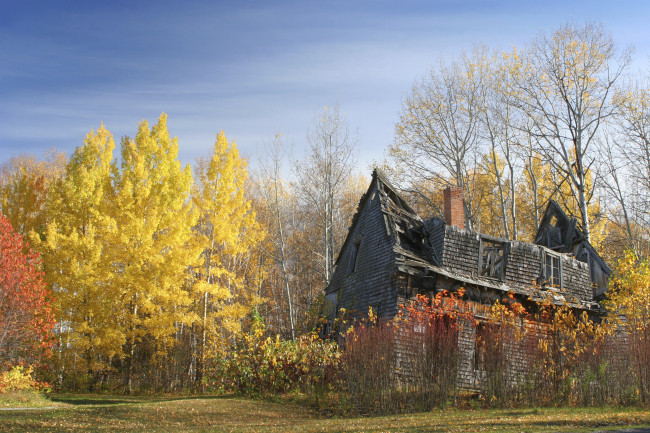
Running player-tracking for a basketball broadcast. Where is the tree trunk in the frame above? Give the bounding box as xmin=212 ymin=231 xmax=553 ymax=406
xmin=490 ymin=146 xmax=510 ymax=239
xmin=125 ymin=303 xmax=137 ymax=395
xmin=274 ymin=173 xmax=295 ymax=341
xmin=195 ymin=290 xmax=208 ymax=390
xmin=508 ymin=155 xmax=517 ymax=240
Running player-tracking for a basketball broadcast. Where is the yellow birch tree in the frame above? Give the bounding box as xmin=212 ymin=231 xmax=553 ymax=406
xmin=192 ymin=131 xmax=264 ymax=384
xmin=32 ymin=125 xmax=118 ymax=387
xmin=604 ymin=251 xmax=650 ymax=401
xmin=111 ymin=113 xmax=201 ymax=393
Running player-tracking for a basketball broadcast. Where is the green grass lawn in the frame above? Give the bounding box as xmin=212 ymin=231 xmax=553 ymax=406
xmin=0 ymin=393 xmax=649 ymax=432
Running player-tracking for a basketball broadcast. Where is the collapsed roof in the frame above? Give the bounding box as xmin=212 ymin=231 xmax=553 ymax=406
xmin=330 ymin=170 xmax=609 ymax=314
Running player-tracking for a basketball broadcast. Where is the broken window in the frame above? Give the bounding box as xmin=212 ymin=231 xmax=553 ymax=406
xmin=542 ymin=251 xmax=562 ymax=288
xmin=478 ymin=236 xmax=508 ymax=280
xmin=348 ymin=240 xmax=361 ymax=274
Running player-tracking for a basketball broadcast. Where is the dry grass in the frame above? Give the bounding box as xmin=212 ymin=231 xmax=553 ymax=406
xmin=0 ymin=390 xmax=62 ymax=408
xmin=0 ymin=393 xmax=649 ymax=432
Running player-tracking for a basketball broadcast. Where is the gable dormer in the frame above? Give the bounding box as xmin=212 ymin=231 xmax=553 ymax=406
xmin=534 ymin=200 xmax=611 ymax=298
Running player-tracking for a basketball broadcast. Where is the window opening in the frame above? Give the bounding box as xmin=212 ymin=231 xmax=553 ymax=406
xmin=349 ymin=240 xmax=361 ymax=274
xmin=479 ymin=237 xmax=507 ymax=280
xmin=543 ymin=251 xmax=562 ymax=288
xmin=474 ymin=323 xmax=484 ymax=370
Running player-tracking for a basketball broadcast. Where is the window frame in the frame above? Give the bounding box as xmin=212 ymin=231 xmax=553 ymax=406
xmin=477 ymin=235 xmax=509 ymax=282
xmin=541 ymin=250 xmax=563 ymax=288
xmin=348 ymin=239 xmax=361 ymax=274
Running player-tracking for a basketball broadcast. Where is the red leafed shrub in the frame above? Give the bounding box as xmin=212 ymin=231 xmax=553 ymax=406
xmin=0 ymin=215 xmax=55 ymax=370
xmin=338 ymin=292 xmax=475 ymax=414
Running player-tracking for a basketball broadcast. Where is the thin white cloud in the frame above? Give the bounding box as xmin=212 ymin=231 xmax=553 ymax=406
xmin=2 ymin=0 xmax=650 ymax=173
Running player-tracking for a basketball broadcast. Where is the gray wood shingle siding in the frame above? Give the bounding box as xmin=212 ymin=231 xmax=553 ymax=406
xmin=327 ymin=179 xmax=398 ymax=319
xmin=424 ymin=219 xmax=595 ymax=307
xmin=439 ymin=225 xmax=481 ymax=275
xmin=505 ymin=241 xmax=544 ymax=286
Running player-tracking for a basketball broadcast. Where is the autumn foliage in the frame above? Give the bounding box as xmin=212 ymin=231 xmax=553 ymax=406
xmin=605 ymin=251 xmax=650 ymax=403
xmin=0 ymin=215 xmax=54 ymax=370
xmin=209 ymin=311 xmax=339 ymax=395
xmin=330 ymin=292 xmax=472 ymax=414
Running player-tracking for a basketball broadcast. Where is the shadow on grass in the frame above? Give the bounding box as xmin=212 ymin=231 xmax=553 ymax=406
xmin=501 ymin=409 xmax=540 ymax=416
xmin=48 ymin=393 xmax=231 ymax=406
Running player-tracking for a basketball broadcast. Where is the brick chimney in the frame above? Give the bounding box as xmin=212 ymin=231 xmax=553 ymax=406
xmin=443 ymin=186 xmax=465 ymax=229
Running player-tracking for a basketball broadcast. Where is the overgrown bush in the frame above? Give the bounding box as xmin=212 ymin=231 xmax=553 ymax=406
xmin=337 ymin=292 xmax=470 ymax=414
xmin=338 ymin=318 xmax=398 ymax=413
xmin=211 ymin=292 xmax=646 ymax=414
xmin=208 ymin=314 xmax=340 ymax=395
xmin=0 ymin=365 xmax=50 ymax=394
xmin=604 ymin=251 xmax=650 ymax=403
xmin=475 ymin=296 xmax=635 ymax=408
xmin=336 ymin=292 xmax=645 ymax=412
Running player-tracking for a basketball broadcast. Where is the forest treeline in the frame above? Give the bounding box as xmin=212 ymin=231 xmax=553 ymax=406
xmin=0 ymin=108 xmax=365 ymax=392
xmin=1 ymin=21 xmax=650 ymax=394
xmin=383 ymin=21 xmax=650 ymax=265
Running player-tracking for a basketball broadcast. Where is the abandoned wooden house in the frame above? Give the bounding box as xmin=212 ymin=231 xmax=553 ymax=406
xmin=323 ymin=170 xmax=611 ymax=388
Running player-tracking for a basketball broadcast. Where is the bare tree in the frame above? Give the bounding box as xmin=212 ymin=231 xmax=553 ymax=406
xmin=480 ymin=47 xmax=523 ymax=239
xmin=517 ymin=124 xmax=544 ymax=234
xmin=598 ymin=78 xmax=650 ymax=259
xmin=516 ymin=21 xmax=632 ymax=241
xmin=597 ymin=134 xmax=641 ymax=258
xmin=293 ymin=102 xmax=360 ymax=287
xmin=389 ymin=50 xmax=485 ymax=229
xmin=256 ymin=133 xmax=296 ymax=340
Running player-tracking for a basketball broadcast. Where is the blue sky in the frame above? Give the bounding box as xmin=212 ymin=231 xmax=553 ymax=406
xmin=2 ymin=1 xmax=650 ymax=171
